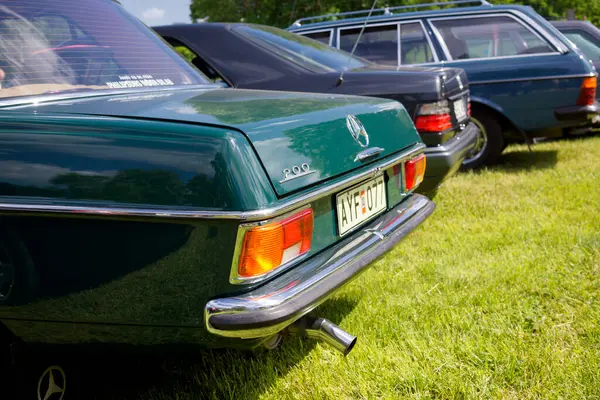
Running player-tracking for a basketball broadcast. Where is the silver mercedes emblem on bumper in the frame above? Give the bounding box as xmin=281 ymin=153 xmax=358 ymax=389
xmin=346 ymin=115 xmax=369 ymax=148
xmin=37 ymin=366 xmax=66 ymax=400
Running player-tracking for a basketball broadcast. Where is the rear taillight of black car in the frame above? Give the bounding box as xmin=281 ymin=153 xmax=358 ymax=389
xmin=414 ymin=100 xmax=453 ymax=133
xmin=577 ymin=77 xmax=597 ymax=106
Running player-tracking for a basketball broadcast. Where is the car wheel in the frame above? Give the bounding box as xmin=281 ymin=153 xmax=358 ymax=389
xmin=0 ymin=226 xmax=38 ymax=305
xmin=462 ymin=109 xmax=505 ymax=169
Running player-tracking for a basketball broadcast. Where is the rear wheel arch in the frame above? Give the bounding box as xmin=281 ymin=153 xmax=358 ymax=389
xmin=462 ymin=99 xmax=518 ymax=169
xmin=469 ymin=97 xmax=519 ymax=137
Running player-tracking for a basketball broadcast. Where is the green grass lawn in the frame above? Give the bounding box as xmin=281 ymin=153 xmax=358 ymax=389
xmin=133 ymin=136 xmax=600 ymax=399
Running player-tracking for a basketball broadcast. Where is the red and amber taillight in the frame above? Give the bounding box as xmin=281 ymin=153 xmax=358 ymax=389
xmin=577 ymin=76 xmax=597 ymax=106
xmin=236 ymin=208 xmax=313 ymax=280
xmin=414 ymin=100 xmax=453 ymax=133
xmin=404 ymin=154 xmax=427 ymax=191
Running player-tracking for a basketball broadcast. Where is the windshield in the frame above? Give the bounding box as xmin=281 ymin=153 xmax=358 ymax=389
xmin=234 ymin=25 xmax=368 ymax=72
xmin=0 ymin=0 xmax=208 ymax=100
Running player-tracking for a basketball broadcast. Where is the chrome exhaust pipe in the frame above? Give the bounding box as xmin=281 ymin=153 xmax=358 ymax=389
xmin=306 ymin=318 xmax=357 ymax=356
xmin=288 ymin=315 xmax=357 ymax=356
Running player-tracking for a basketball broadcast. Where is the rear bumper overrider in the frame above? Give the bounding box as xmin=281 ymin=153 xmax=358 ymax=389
xmin=554 ymin=102 xmax=600 ymax=125
xmin=205 ymin=194 xmax=435 ymax=339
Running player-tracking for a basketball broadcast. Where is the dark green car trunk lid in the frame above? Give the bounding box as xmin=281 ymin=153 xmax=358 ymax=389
xmin=10 ymin=87 xmax=422 ymax=196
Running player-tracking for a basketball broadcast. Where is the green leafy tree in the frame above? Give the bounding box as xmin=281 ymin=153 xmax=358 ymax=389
xmin=190 ymin=0 xmax=380 ymax=28
xmin=491 ymin=0 xmax=600 ymax=25
xmin=190 ymin=0 xmax=600 ymax=29
xmin=174 ymin=45 xmax=196 ymax=62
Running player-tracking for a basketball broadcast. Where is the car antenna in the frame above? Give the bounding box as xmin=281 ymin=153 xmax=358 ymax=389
xmin=336 ymin=0 xmax=378 ymax=87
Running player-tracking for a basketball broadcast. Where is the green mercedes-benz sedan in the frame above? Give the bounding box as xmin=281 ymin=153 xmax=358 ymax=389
xmin=0 ymin=0 xmax=434 ymax=369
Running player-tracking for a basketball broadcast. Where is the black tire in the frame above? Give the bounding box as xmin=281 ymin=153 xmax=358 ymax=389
xmin=462 ymin=108 xmax=505 ymax=169
xmin=0 ymin=225 xmax=38 ymax=305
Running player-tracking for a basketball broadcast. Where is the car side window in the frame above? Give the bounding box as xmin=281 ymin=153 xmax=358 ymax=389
xmin=498 ymin=36 xmax=518 ymax=56
xmin=430 ymin=15 xmax=555 ymax=60
xmin=339 ymin=24 xmax=398 ymax=66
xmin=562 ymin=30 xmax=600 ymax=61
xmin=303 ymin=30 xmax=332 ymax=45
xmin=461 ymin=32 xmax=519 ymax=58
xmin=400 ymin=23 xmax=434 ymax=65
xmin=519 ymin=30 xmax=547 ymax=50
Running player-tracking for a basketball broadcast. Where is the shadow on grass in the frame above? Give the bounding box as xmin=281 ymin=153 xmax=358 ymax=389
xmin=534 ymin=129 xmax=600 ymax=144
xmin=14 ymin=296 xmax=359 ymax=399
xmin=482 ymin=149 xmax=558 ymax=174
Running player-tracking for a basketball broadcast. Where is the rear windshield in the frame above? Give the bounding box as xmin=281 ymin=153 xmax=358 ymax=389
xmin=233 ymin=25 xmax=368 ymax=72
xmin=0 ymin=0 xmax=208 ymax=100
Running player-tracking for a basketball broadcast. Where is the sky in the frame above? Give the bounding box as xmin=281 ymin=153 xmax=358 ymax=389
xmin=120 ymin=0 xmax=192 ymax=26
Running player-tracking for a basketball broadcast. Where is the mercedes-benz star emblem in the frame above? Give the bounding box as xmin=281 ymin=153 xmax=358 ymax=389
xmin=37 ymin=366 xmax=66 ymax=400
xmin=346 ymin=115 xmax=369 ymax=148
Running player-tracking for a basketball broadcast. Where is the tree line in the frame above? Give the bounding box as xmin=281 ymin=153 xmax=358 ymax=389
xmin=190 ymin=0 xmax=600 ymax=28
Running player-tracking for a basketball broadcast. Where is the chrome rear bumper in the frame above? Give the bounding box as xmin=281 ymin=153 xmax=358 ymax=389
xmin=205 ymin=194 xmax=435 ymax=339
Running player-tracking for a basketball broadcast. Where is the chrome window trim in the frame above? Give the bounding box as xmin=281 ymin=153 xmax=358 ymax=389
xmin=298 ymin=28 xmax=334 ymax=46
xmin=336 ymin=20 xmax=398 ymax=50
xmin=399 ymin=20 xmax=440 ymax=64
xmin=427 ymin=12 xmax=564 ymax=62
xmin=469 ymin=73 xmax=595 ymax=85
xmin=436 ymin=51 xmax=565 ymax=65
xmin=229 ymin=204 xmax=312 ymax=285
xmin=427 ymin=20 xmax=452 ymax=61
xmin=0 ymin=143 xmax=426 ymax=222
xmin=336 ymin=19 xmax=439 ymax=65
xmin=306 ymin=9 xmax=568 ymax=59
xmin=336 ymin=21 xmax=400 ymax=66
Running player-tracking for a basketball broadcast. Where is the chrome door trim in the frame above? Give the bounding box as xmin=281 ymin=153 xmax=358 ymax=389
xmin=469 ymin=73 xmax=595 ymax=85
xmin=303 ymin=9 xmax=569 ymax=61
xmin=335 ymin=19 xmax=440 ymax=64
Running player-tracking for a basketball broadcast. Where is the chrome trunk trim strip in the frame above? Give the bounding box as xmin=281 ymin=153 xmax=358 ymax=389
xmin=0 ymin=143 xmax=426 ymax=222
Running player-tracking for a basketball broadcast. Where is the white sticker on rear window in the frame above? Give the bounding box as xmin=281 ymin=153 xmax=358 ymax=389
xmin=106 ymin=74 xmax=174 ymax=89
xmin=107 ymin=93 xmax=174 ymax=102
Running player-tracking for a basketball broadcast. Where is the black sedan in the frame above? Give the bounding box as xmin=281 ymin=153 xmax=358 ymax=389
xmin=153 ymin=23 xmax=481 ymax=196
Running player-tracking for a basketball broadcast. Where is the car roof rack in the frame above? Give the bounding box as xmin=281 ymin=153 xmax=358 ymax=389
xmin=290 ymin=0 xmax=492 ymax=27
